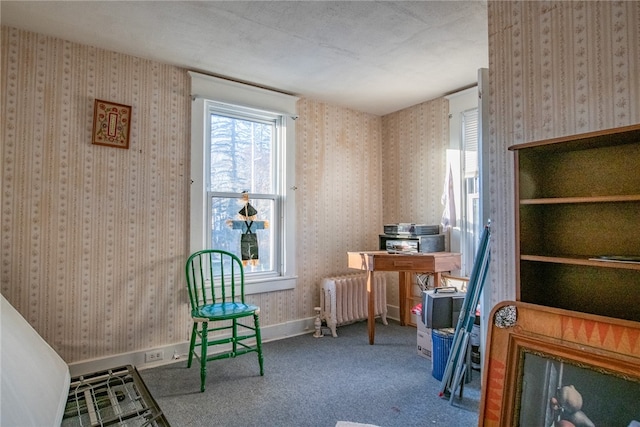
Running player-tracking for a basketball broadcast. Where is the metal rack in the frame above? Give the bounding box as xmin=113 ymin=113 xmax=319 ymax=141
xmin=439 ymin=222 xmax=491 ymax=404
xmin=62 ymin=365 xmax=169 ymax=427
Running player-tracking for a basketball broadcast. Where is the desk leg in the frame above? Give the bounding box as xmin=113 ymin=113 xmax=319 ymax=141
xmin=399 ymin=272 xmax=407 ymax=326
xmin=433 ymin=272 xmax=442 ymax=288
xmin=367 ymin=270 xmax=375 ymax=345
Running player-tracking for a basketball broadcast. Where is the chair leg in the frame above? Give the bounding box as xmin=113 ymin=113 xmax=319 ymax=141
xmin=187 ymin=322 xmax=197 ymax=368
xmin=232 ymin=319 xmax=238 ymax=355
xmin=200 ymin=321 xmax=208 ymax=392
xmin=254 ymin=314 xmax=264 ymax=376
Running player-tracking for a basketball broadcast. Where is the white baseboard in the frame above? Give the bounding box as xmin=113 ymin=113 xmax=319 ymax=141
xmin=387 ymin=305 xmax=400 ymax=322
xmin=68 ymin=316 xmax=317 ymax=377
xmin=68 ymin=305 xmax=402 ymax=377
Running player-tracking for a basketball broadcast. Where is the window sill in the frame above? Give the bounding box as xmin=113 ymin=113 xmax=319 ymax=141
xmin=245 ymin=275 xmax=297 ymax=294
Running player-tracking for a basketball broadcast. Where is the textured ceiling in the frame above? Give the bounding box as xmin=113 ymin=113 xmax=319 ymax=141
xmin=1 ymin=1 xmax=488 ymax=115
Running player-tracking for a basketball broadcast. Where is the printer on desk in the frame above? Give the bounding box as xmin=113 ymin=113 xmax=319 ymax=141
xmin=379 ymin=223 xmax=445 ymax=254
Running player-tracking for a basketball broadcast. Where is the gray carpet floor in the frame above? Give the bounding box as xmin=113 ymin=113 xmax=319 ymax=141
xmin=140 ymin=319 xmax=481 ymax=427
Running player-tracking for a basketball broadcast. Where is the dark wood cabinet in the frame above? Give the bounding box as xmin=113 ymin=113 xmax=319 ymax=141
xmin=509 ymin=124 xmax=640 ymax=322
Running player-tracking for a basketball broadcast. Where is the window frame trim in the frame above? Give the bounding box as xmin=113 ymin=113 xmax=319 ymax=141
xmin=189 ymin=71 xmax=299 ymax=294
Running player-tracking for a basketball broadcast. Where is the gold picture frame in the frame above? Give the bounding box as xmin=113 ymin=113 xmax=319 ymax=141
xmin=92 ymin=99 xmax=131 ymax=149
xmin=479 ymin=301 xmax=640 ymax=427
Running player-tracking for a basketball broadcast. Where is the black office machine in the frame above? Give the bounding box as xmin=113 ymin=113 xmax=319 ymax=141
xmin=380 ymin=223 xmax=444 ymax=253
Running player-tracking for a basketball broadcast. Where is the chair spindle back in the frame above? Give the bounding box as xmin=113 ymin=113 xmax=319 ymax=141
xmin=186 ymin=250 xmax=245 ymax=309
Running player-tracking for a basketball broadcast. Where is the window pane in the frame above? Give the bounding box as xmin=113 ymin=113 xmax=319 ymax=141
xmin=210 ymin=196 xmax=274 ymax=273
xmin=209 ymin=114 xmax=274 ymax=194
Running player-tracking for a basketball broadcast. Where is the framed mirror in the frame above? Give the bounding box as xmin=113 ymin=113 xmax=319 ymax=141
xmin=480 ymin=301 xmax=640 ymax=427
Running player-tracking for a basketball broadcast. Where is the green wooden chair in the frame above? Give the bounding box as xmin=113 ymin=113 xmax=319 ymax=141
xmin=185 ymin=249 xmax=264 ymax=392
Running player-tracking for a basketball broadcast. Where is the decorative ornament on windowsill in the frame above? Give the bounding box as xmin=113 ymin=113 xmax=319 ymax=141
xmin=226 ymin=192 xmax=269 ymax=267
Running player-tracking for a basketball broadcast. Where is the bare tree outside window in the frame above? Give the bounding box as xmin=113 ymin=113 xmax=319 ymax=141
xmin=207 ymin=109 xmax=280 ymax=274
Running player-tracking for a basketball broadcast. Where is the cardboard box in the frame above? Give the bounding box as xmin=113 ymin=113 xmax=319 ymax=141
xmin=416 ymin=316 xmax=432 ymax=360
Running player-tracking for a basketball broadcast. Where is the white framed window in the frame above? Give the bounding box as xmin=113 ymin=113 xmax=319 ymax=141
xmin=460 ymin=107 xmax=480 ymax=277
xmin=445 ymin=86 xmax=479 ymax=277
xmin=189 ymin=71 xmax=299 ymax=294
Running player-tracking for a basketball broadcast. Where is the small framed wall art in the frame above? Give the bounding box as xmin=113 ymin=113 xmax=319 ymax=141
xmin=92 ymin=99 xmax=132 ymax=149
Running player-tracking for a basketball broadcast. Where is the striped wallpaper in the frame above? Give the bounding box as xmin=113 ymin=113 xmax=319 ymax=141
xmin=486 ymin=0 xmax=640 ymax=306
xmin=1 ymin=26 xmax=449 ymax=364
xmin=1 ymin=27 xmax=192 ymax=361
xmin=3 ymin=0 xmax=637 ymax=366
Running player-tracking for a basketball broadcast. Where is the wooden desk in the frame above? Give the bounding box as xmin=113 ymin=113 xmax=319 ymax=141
xmin=347 ymin=251 xmax=461 ymax=344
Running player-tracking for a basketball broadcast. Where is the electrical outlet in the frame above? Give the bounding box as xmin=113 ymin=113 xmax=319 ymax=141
xmin=145 ymin=350 xmax=164 ymax=363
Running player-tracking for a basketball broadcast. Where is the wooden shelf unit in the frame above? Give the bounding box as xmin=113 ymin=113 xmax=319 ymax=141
xmin=509 ymin=124 xmax=640 ymax=322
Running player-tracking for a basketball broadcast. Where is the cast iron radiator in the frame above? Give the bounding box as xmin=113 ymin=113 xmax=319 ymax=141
xmin=320 ymin=273 xmax=387 ymax=337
